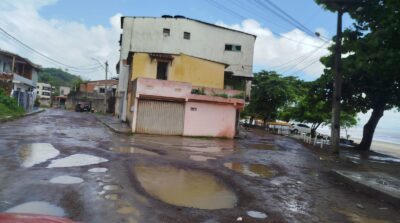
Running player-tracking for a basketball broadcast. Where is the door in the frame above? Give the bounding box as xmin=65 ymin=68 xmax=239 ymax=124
xmin=136 ymin=100 xmax=184 ymax=135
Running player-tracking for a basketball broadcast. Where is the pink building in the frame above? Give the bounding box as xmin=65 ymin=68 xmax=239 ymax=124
xmin=126 ymin=78 xmax=244 ymax=138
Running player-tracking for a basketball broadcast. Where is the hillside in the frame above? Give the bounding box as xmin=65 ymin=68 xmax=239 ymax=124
xmin=38 ymin=68 xmax=83 ymax=89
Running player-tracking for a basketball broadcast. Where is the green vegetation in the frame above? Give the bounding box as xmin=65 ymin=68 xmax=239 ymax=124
xmin=191 ymin=88 xmax=205 ymax=95
xmin=38 ymin=68 xmax=84 ymax=94
xmin=213 ymin=93 xmax=228 ymax=98
xmin=316 ymin=0 xmax=400 ymax=150
xmin=0 ymin=89 xmax=24 ymax=119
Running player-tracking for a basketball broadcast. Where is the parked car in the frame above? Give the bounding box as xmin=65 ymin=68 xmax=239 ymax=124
xmin=290 ymin=123 xmax=311 ymax=134
xmin=75 ymin=102 xmax=91 ymax=112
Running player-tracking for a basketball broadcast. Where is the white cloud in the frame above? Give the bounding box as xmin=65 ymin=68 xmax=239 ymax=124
xmin=216 ymin=19 xmax=331 ymax=79
xmin=0 ymin=0 xmax=121 ymax=80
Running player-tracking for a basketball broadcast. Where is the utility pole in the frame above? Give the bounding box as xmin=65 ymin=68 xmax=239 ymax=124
xmin=104 ymin=61 xmax=108 ymax=113
xmin=331 ymin=7 xmax=343 ymax=154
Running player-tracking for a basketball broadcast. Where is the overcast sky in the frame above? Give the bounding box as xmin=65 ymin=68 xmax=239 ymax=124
xmin=0 ymin=0 xmax=398 ymax=139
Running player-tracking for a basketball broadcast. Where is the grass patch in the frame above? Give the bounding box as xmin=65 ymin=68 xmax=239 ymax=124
xmin=0 ymin=90 xmax=25 ymax=119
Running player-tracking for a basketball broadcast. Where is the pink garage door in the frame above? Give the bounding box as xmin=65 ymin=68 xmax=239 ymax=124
xmin=136 ymin=100 xmax=185 ymax=135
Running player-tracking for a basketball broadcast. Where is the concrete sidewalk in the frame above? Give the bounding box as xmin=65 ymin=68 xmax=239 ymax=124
xmin=95 ymin=114 xmax=131 ymax=134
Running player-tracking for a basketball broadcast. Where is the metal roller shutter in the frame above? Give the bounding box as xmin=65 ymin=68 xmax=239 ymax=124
xmin=136 ymin=100 xmax=184 ymax=135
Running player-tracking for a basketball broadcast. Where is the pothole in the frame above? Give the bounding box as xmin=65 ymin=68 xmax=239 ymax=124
xmin=224 ymin=162 xmax=277 ymax=178
xmin=103 ymin=184 xmax=123 ymax=191
xmin=5 ymin=201 xmax=65 ymax=217
xmin=110 ymin=147 xmax=159 ymax=156
xmin=189 ymin=155 xmax=216 ymax=162
xmin=47 ymin=154 xmax=108 ymax=168
xmin=88 ymin=167 xmax=108 ymax=173
xmin=19 ymin=143 xmax=60 ymax=167
xmin=134 ymin=165 xmax=237 ymax=209
xmin=247 ymin=210 xmax=268 ymax=219
xmin=50 ymin=175 xmax=84 ymax=184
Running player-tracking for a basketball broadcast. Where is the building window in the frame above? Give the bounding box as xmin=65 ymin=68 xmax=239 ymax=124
xmin=156 ymin=62 xmax=169 ymax=80
xmin=60 ymin=90 xmax=64 ymax=95
xmin=99 ymin=88 xmax=105 ymax=93
xmin=183 ymin=32 xmax=190 ymax=40
xmin=225 ymin=44 xmax=242 ymax=52
xmin=163 ymin=28 xmax=170 ymax=37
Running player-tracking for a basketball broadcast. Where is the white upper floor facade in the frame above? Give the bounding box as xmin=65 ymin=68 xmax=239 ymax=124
xmin=119 ymin=16 xmax=256 ymax=78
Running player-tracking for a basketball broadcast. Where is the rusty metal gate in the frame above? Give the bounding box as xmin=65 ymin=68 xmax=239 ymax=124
xmin=136 ymin=100 xmax=185 ymax=135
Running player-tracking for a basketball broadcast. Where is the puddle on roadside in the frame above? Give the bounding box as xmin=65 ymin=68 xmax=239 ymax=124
xmin=47 ymin=154 xmax=108 ymax=168
xmin=50 ymin=175 xmax=83 ymax=184
xmin=134 ymin=165 xmax=237 ymax=209
xmin=189 ymin=155 xmax=216 ymax=162
xmin=117 ymin=206 xmax=141 ymax=216
xmin=110 ymin=147 xmax=159 ymax=156
xmin=19 ymin=143 xmax=60 ymax=167
xmin=247 ymin=210 xmax=268 ymax=219
xmin=105 ymin=194 xmax=120 ymax=201
xmin=336 ymin=209 xmax=389 ymax=223
xmin=103 ymin=184 xmax=122 ymax=191
xmin=182 ymin=146 xmax=225 ymax=153
xmin=224 ymin=162 xmax=277 ymax=178
xmin=89 ymin=167 xmax=108 ymax=173
xmin=6 ymin=201 xmax=65 ymax=216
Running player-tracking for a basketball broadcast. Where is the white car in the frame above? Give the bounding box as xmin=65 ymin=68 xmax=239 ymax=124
xmin=290 ymin=123 xmax=311 ymax=134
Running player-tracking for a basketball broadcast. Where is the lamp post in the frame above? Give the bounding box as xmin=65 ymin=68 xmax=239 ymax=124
xmin=91 ymin=58 xmax=108 ymax=113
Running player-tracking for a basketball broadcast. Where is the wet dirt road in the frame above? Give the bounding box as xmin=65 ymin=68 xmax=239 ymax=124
xmin=0 ymin=109 xmax=399 ymax=223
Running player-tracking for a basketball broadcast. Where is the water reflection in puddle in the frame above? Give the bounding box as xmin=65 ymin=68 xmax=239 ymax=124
xmin=182 ymin=146 xmax=225 ymax=153
xmin=224 ymin=163 xmax=277 ymax=178
xmin=189 ymin=155 xmax=216 ymax=162
xmin=47 ymin=154 xmax=108 ymax=168
xmin=104 ymin=194 xmax=120 ymax=200
xmin=6 ymin=201 xmax=65 ymax=216
xmin=88 ymin=167 xmax=108 ymax=173
xmin=50 ymin=175 xmax=83 ymax=184
xmin=19 ymin=143 xmax=60 ymax=167
xmin=110 ymin=147 xmax=159 ymax=156
xmin=134 ymin=165 xmax=237 ymax=209
xmin=103 ymin=184 xmax=122 ymax=191
xmin=247 ymin=210 xmax=268 ymax=219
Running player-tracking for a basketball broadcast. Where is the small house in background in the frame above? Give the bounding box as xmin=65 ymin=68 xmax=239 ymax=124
xmin=0 ymin=49 xmax=41 ymax=111
xmin=66 ymin=79 xmax=118 ymax=113
xmin=36 ymin=82 xmax=54 ymax=107
xmin=53 ymin=86 xmax=71 ymax=108
xmin=115 ymin=16 xmax=256 ymax=138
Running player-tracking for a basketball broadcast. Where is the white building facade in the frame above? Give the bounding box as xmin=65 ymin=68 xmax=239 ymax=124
xmin=115 ymin=16 xmax=256 ymax=121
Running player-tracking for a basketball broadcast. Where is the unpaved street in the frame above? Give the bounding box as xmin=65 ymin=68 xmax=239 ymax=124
xmin=0 ymin=109 xmax=399 ymax=223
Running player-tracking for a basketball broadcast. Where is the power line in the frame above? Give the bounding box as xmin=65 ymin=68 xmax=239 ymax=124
xmin=0 ymin=27 xmax=103 ymax=72
xmin=206 ymin=0 xmax=327 ymax=48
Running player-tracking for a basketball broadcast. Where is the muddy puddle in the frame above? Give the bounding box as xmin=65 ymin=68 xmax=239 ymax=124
xmin=6 ymin=201 xmax=65 ymax=216
xmin=104 ymin=194 xmax=120 ymax=200
xmin=19 ymin=143 xmax=60 ymax=167
xmin=189 ymin=155 xmax=216 ymax=162
xmin=50 ymin=175 xmax=84 ymax=184
xmin=181 ymin=146 xmax=226 ymax=154
xmin=88 ymin=167 xmax=108 ymax=173
xmin=224 ymin=162 xmax=277 ymax=178
xmin=110 ymin=147 xmax=159 ymax=156
xmin=47 ymin=154 xmax=108 ymax=168
xmin=134 ymin=165 xmax=237 ymax=209
xmin=103 ymin=184 xmax=122 ymax=191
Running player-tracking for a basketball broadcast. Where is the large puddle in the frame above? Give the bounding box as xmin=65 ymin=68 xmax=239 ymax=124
xmin=134 ymin=165 xmax=237 ymax=209
xmin=47 ymin=154 xmax=108 ymax=168
xmin=110 ymin=147 xmax=159 ymax=156
xmin=189 ymin=155 xmax=216 ymax=162
xmin=50 ymin=175 xmax=84 ymax=184
xmin=19 ymin=143 xmax=60 ymax=167
xmin=6 ymin=201 xmax=65 ymax=216
xmin=224 ymin=162 xmax=277 ymax=178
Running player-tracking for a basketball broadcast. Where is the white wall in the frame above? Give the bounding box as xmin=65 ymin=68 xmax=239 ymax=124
xmin=122 ymin=17 xmax=256 ymax=78
xmin=36 ymin=82 xmax=52 ymax=99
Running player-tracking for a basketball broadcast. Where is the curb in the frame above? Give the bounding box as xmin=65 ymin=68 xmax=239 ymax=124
xmin=0 ymin=109 xmax=45 ymax=123
xmin=95 ymin=115 xmax=132 ymax=135
xmin=331 ymin=170 xmax=400 ymax=208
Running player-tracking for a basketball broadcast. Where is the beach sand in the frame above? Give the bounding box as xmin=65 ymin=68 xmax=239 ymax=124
xmin=352 ymin=138 xmax=400 ymax=158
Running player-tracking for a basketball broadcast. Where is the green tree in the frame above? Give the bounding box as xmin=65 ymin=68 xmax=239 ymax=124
xmin=317 ymin=0 xmax=400 ymax=150
xmin=246 ymin=70 xmax=303 ymax=125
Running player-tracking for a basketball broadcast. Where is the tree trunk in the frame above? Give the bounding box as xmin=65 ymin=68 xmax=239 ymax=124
xmin=356 ymin=106 xmax=385 ymax=151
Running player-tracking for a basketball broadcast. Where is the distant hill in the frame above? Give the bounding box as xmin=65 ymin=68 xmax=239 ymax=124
xmin=38 ymin=68 xmax=84 ymax=89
